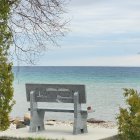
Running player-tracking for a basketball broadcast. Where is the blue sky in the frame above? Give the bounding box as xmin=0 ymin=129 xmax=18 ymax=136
xmin=20 ymin=0 xmax=140 ymax=66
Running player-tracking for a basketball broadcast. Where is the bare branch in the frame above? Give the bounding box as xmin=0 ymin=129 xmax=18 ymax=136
xmin=9 ymin=0 xmax=69 ymax=64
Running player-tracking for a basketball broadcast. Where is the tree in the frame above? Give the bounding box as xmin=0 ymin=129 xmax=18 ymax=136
xmin=9 ymin=0 xmax=68 ymax=64
xmin=0 ymin=0 xmax=68 ymax=130
xmin=0 ymin=0 xmax=17 ymax=130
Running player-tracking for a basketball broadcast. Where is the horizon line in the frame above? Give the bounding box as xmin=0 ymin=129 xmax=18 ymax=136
xmin=13 ymin=65 xmax=140 ymax=67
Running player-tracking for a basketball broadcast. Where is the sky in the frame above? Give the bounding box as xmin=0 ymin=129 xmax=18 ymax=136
xmin=19 ymin=0 xmax=140 ymax=66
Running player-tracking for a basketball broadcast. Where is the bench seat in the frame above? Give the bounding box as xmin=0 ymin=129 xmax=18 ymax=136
xmin=29 ymin=108 xmax=87 ymax=113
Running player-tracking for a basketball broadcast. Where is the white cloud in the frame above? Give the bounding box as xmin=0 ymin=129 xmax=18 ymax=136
xmin=68 ymin=0 xmax=140 ymax=35
xmin=71 ymin=20 xmax=140 ymax=35
xmin=15 ymin=0 xmax=140 ymax=66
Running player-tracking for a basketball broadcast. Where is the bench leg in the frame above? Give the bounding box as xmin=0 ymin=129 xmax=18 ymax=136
xmin=73 ymin=111 xmax=88 ymax=135
xmin=73 ymin=92 xmax=88 ymax=135
xmin=29 ymin=92 xmax=45 ymax=132
xmin=30 ymin=110 xmax=45 ymax=132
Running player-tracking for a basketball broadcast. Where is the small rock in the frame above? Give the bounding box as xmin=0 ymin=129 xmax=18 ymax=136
xmin=46 ymin=123 xmax=54 ymax=126
xmin=24 ymin=113 xmax=30 ymax=126
xmin=47 ymin=119 xmax=56 ymax=122
xmin=16 ymin=122 xmax=26 ymax=129
xmin=9 ymin=123 xmax=16 ymax=130
xmin=87 ymin=118 xmax=105 ymax=123
xmin=9 ymin=117 xmax=14 ymax=123
xmin=13 ymin=117 xmax=21 ymax=125
xmin=13 ymin=118 xmax=26 ymax=129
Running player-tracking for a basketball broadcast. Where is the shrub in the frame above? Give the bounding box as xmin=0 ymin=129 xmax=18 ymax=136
xmin=0 ymin=48 xmax=15 ymax=131
xmin=117 ymin=88 xmax=140 ymax=140
xmin=0 ymin=0 xmax=16 ymax=131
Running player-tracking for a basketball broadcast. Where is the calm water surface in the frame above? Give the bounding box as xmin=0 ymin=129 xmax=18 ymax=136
xmin=12 ymin=66 xmax=140 ymax=121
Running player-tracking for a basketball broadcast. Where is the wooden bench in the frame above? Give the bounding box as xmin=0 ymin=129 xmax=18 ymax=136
xmin=26 ymin=83 xmax=88 ymax=135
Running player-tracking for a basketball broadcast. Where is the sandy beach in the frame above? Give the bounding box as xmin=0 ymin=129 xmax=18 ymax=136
xmin=0 ymin=120 xmax=118 ymax=140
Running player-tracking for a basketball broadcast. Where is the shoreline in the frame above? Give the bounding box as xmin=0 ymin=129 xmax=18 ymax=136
xmin=9 ymin=116 xmax=117 ymax=129
xmin=45 ymin=119 xmax=117 ymax=129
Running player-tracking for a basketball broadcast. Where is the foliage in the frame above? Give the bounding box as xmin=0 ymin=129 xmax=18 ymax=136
xmin=117 ymin=88 xmax=140 ymax=140
xmin=0 ymin=0 xmax=17 ymax=131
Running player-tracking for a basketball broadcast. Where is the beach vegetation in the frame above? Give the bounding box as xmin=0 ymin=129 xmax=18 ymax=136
xmin=117 ymin=88 xmax=140 ymax=140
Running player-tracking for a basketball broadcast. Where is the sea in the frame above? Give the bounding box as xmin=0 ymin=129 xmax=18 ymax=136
xmin=12 ymin=66 xmax=140 ymax=122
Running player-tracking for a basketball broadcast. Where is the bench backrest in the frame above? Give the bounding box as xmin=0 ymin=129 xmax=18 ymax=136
xmin=26 ymin=84 xmax=86 ymax=103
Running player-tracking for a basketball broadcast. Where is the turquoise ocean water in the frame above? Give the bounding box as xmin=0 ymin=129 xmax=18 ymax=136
xmin=12 ymin=66 xmax=140 ymax=122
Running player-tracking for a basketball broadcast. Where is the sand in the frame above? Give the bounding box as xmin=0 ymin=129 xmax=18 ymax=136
xmin=0 ymin=121 xmax=118 ymax=140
